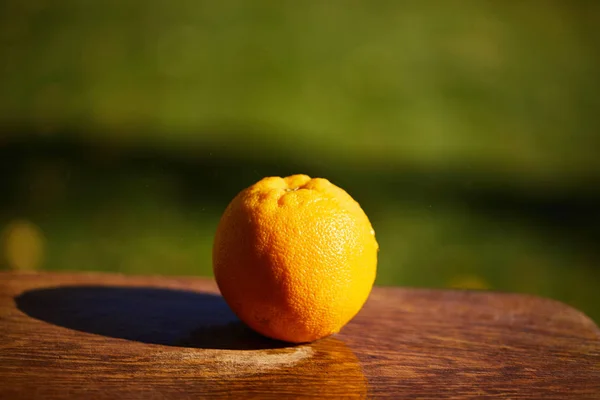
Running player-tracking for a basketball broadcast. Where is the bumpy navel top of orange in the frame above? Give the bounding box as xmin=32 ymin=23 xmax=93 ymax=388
xmin=212 ymin=175 xmax=378 ymax=343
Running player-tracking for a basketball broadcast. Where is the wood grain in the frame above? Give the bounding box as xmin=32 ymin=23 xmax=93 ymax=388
xmin=0 ymin=271 xmax=598 ymax=399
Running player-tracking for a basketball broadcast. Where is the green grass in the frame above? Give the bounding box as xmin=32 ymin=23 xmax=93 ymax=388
xmin=1 ymin=1 xmax=599 ymax=322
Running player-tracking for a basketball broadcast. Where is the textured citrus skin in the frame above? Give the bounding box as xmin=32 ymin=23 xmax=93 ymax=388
xmin=212 ymin=175 xmax=378 ymax=343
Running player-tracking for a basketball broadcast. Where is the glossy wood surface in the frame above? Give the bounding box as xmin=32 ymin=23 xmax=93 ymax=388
xmin=1 ymin=271 xmax=598 ymax=399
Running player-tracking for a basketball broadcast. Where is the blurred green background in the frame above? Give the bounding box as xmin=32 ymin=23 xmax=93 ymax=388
xmin=1 ymin=1 xmax=599 ymax=321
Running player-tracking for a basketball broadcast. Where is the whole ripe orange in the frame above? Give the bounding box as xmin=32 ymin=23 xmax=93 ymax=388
xmin=212 ymin=175 xmax=378 ymax=343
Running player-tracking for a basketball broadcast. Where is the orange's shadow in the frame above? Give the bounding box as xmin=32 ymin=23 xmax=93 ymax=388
xmin=15 ymin=285 xmax=367 ymax=397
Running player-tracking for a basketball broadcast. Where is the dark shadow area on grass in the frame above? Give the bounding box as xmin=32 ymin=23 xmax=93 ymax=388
xmin=15 ymin=285 xmax=291 ymax=350
xmin=1 ymin=131 xmax=599 ymax=253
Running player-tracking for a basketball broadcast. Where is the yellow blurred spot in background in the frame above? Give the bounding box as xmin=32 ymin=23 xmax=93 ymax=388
xmin=447 ymin=275 xmax=490 ymax=291
xmin=1 ymin=220 xmax=45 ymax=271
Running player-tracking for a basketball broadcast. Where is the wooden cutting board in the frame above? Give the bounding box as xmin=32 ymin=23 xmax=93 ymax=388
xmin=0 ymin=271 xmax=598 ymax=399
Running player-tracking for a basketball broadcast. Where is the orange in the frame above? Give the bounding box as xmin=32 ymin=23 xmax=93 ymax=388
xmin=212 ymin=174 xmax=378 ymax=343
